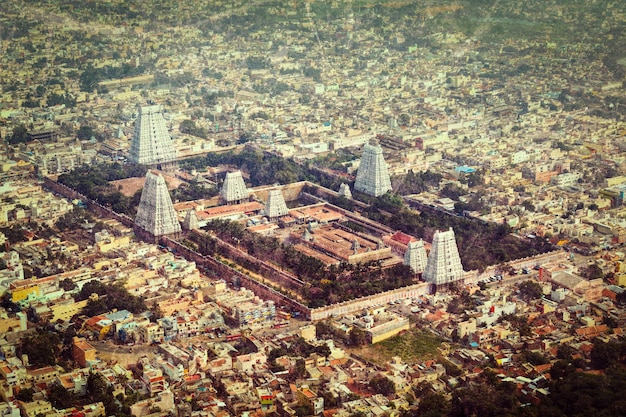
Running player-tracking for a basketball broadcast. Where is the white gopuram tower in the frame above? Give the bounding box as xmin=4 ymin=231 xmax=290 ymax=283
xmin=338 ymin=183 xmax=353 ymax=199
xmin=264 ymin=189 xmax=289 ymax=220
xmin=423 ymin=228 xmax=464 ymax=289
xmin=128 ymin=104 xmax=177 ymax=169
xmin=353 ymin=139 xmax=392 ymax=197
xmin=182 ymin=209 xmax=200 ymax=231
xmin=404 ymin=240 xmax=428 ymax=275
xmin=134 ymin=171 xmax=182 ymax=242
xmin=220 ymin=171 xmax=249 ymax=205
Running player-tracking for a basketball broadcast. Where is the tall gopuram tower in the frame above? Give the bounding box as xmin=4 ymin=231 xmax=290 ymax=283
xmin=353 ymin=139 xmax=392 ymax=197
xmin=404 ymin=239 xmax=428 ymax=275
xmin=423 ymin=228 xmax=464 ymax=290
xmin=128 ymin=104 xmax=177 ymax=170
xmin=220 ymin=171 xmax=249 ymax=205
xmin=264 ymin=189 xmax=289 ymax=220
xmin=134 ymin=171 xmax=182 ymax=243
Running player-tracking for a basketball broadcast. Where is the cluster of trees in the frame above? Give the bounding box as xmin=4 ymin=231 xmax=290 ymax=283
xmin=180 ymin=148 xmax=345 ymax=191
xmin=75 ymin=281 xmax=147 ymax=316
xmin=310 ymin=150 xmax=356 ymax=173
xmin=58 ymin=162 xmax=147 ymax=216
xmin=48 ymin=371 xmax=136 ymax=417
xmin=6 ymin=125 xmax=30 ymax=145
xmin=0 ymin=224 xmax=29 ymax=245
xmin=170 ymin=180 xmax=218 ymax=202
xmin=179 ymin=119 xmax=208 ymax=139
xmin=79 ymin=63 xmax=148 ymax=92
xmin=517 ymin=280 xmax=543 ymax=301
xmin=18 ymin=329 xmax=61 ymax=368
xmin=377 ymin=199 xmax=553 ymax=272
xmin=195 ymin=220 xmax=415 ymax=307
xmin=392 ymin=170 xmax=443 ymax=195
xmin=403 ymin=357 xmax=626 ymax=417
xmin=54 ymin=208 xmax=100 ymax=232
xmin=268 ymin=337 xmax=331 ymax=374
xmin=201 ymin=68 xmax=223 ymax=80
xmin=245 ymin=56 xmax=271 ymax=70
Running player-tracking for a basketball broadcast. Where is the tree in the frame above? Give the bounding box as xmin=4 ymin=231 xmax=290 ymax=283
xmin=369 ymin=374 xmax=395 ymax=396
xmin=590 ymin=338 xmax=622 ymax=370
xmin=550 ymin=360 xmax=574 ymax=380
xmin=59 ymin=278 xmax=76 ymax=291
xmin=19 ymin=330 xmax=61 ymax=368
xmin=414 ymin=392 xmax=450 ymax=417
xmin=348 ymin=327 xmax=368 ymax=347
xmin=15 ymin=387 xmax=34 ymax=402
xmin=87 ymin=372 xmax=110 ymax=403
xmin=292 ymin=358 xmax=307 ymax=379
xmin=581 ymin=264 xmax=604 ymax=280
xmin=77 ymin=125 xmax=95 ymax=140
xmin=7 ymin=125 xmax=29 ymax=145
xmin=518 ymin=280 xmax=543 ymax=301
xmin=48 ymin=382 xmax=77 ymax=409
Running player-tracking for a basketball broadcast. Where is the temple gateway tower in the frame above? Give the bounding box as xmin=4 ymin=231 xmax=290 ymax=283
xmin=128 ymin=104 xmax=177 ymax=170
xmin=354 ymin=139 xmax=392 ymax=197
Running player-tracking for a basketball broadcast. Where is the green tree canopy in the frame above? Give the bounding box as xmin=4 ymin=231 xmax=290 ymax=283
xmin=369 ymin=374 xmax=395 ymax=396
xmin=19 ymin=329 xmax=61 ymax=368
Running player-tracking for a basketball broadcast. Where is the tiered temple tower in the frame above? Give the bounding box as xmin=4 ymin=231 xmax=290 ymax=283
xmin=264 ymin=189 xmax=289 ymax=220
xmin=353 ymin=139 xmax=392 ymax=197
xmin=134 ymin=171 xmax=182 ymax=243
xmin=182 ymin=209 xmax=199 ymax=231
xmin=423 ymin=228 xmax=464 ymax=288
xmin=404 ymin=240 xmax=428 ymax=275
xmin=128 ymin=104 xmax=177 ymax=169
xmin=338 ymin=183 xmax=353 ymax=199
xmin=220 ymin=171 xmax=249 ymax=204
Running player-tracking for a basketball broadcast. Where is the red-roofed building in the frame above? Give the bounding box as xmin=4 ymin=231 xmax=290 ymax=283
xmin=382 ymin=231 xmax=419 ymax=255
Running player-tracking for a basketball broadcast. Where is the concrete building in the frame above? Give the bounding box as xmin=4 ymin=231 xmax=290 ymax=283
xmin=134 ymin=171 xmax=182 ymax=242
xmin=354 ymin=140 xmax=392 ymax=197
xmin=423 ymin=228 xmax=464 ymax=288
xmin=220 ymin=170 xmax=249 ymax=204
xmin=404 ymin=240 xmax=428 ymax=274
xmin=128 ymin=104 xmax=177 ymax=168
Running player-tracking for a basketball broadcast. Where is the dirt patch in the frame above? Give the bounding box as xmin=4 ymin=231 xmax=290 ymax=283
xmin=110 ymin=171 xmax=186 ymax=197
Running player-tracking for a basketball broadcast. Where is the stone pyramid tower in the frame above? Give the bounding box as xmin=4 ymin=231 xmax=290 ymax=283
xmin=404 ymin=240 xmax=428 ymax=274
xmin=353 ymin=139 xmax=392 ymax=197
xmin=134 ymin=171 xmax=181 ymax=242
xmin=128 ymin=104 xmax=177 ymax=168
xmin=182 ymin=209 xmax=199 ymax=231
xmin=220 ymin=171 xmax=249 ymax=204
xmin=264 ymin=189 xmax=289 ymax=219
xmin=423 ymin=228 xmax=464 ymax=287
xmin=338 ymin=183 xmax=352 ymax=199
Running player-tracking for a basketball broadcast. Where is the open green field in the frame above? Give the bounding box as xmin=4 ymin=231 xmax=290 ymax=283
xmin=352 ymin=327 xmax=442 ymax=365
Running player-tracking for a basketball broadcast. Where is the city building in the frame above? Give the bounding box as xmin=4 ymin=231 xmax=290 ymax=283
xmin=354 ymin=140 xmax=392 ymax=197
xmin=134 ymin=171 xmax=182 ymax=242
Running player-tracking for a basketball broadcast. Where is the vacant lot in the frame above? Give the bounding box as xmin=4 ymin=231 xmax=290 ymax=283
xmin=351 ymin=327 xmax=442 ymax=365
